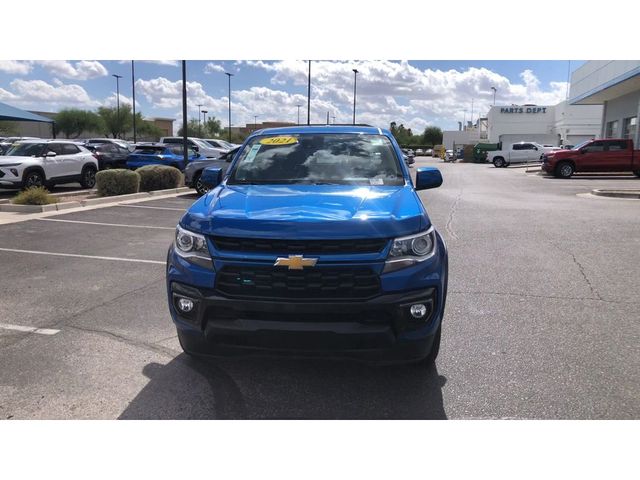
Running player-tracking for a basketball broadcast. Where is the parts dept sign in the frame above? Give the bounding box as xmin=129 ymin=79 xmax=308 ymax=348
xmin=500 ymin=106 xmax=548 ymax=114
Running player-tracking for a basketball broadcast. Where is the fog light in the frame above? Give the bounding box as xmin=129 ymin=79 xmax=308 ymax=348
xmin=410 ymin=304 xmax=427 ymax=319
xmin=177 ymin=297 xmax=194 ymax=313
xmin=10 ymin=168 xmax=18 ymax=176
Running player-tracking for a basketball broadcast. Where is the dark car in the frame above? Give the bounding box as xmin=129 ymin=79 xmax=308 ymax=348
xmin=185 ymin=147 xmax=239 ymax=195
xmin=85 ymin=143 xmax=130 ymax=170
xmin=126 ymin=144 xmax=201 ymax=171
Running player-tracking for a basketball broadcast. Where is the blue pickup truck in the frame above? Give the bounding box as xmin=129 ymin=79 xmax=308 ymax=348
xmin=166 ymin=125 xmax=448 ymax=365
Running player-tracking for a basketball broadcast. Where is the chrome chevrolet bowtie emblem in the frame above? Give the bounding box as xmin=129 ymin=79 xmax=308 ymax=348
xmin=274 ymin=255 xmax=318 ymax=270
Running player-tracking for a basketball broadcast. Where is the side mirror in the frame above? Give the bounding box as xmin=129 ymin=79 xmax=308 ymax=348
xmin=579 ymin=148 xmax=586 ymax=154
xmin=45 ymin=151 xmax=57 ymax=157
xmin=534 ymin=146 xmax=538 ymax=150
xmin=415 ymin=167 xmax=443 ymax=191
xmin=192 ymin=145 xmax=200 ymax=152
xmin=200 ymin=166 xmax=223 ymax=189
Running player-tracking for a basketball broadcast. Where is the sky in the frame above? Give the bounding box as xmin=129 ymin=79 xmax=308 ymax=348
xmin=0 ymin=60 xmax=585 ymax=135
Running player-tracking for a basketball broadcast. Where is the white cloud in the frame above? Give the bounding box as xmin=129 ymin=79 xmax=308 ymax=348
xmin=240 ymin=60 xmax=569 ymax=131
xmin=0 ymin=61 xmax=33 ymax=75
xmin=120 ymin=60 xmax=179 ymax=67
xmin=204 ymin=63 xmax=226 ymax=74
xmin=0 ymin=87 xmax=18 ymax=101
xmin=36 ymin=60 xmax=108 ymax=80
xmin=8 ymin=79 xmax=100 ymax=109
xmin=135 ymin=77 xmax=226 ymax=111
xmin=102 ymin=92 xmax=141 ymax=110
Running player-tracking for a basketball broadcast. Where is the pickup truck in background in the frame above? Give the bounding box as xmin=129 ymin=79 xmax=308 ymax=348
xmin=487 ymin=142 xmax=556 ymax=168
xmin=542 ymin=138 xmax=640 ymax=178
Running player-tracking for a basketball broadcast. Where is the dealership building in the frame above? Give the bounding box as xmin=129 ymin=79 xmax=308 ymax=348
xmin=444 ymin=61 xmax=640 ymax=151
xmin=568 ymin=60 xmax=640 ymax=145
xmin=443 ymin=100 xmax=602 ymax=150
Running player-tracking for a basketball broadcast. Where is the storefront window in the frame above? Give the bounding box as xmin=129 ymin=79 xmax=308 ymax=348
xmin=622 ymin=116 xmax=637 ymax=139
xmin=605 ymin=120 xmax=619 ymax=138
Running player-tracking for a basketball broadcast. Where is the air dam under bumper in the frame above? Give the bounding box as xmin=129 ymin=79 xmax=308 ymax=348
xmin=169 ymin=281 xmax=442 ymax=363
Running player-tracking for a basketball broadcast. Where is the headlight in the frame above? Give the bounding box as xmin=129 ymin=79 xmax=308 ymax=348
xmin=384 ymin=227 xmax=436 ymax=273
xmin=174 ymin=224 xmax=212 ymax=268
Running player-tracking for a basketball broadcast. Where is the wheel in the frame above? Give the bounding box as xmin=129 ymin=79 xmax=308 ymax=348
xmin=22 ymin=170 xmax=45 ymax=189
xmin=193 ymin=172 xmax=211 ymax=196
xmin=415 ymin=325 xmax=441 ymax=367
xmin=555 ymin=161 xmax=574 ymax=179
xmin=493 ymin=157 xmax=505 ymax=168
xmin=80 ymin=165 xmax=97 ymax=188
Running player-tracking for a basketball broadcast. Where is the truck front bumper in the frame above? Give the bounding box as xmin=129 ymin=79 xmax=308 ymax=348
xmin=168 ymin=280 xmax=444 ymax=363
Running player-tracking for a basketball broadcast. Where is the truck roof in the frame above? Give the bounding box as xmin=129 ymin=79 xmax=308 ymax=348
xmin=250 ymin=125 xmax=387 ymax=136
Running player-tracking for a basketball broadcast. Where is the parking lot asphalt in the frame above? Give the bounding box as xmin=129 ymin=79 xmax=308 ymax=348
xmin=0 ymin=159 xmax=638 ymax=419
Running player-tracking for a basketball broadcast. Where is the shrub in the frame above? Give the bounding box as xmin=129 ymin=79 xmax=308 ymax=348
xmin=12 ymin=187 xmax=58 ymax=205
xmin=136 ymin=165 xmax=184 ymax=192
xmin=96 ymin=169 xmax=140 ymax=197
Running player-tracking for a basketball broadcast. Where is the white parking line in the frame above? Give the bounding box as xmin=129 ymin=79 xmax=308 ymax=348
xmin=0 ymin=322 xmax=60 ymax=335
xmin=116 ymin=205 xmax=186 ymax=212
xmin=37 ymin=218 xmax=174 ymax=230
xmin=0 ymin=247 xmax=165 ymax=265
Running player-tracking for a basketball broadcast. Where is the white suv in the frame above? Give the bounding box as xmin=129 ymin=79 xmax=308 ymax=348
xmin=0 ymin=140 xmax=99 ymax=189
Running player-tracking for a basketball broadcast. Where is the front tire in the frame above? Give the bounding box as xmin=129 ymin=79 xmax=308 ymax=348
xmin=80 ymin=165 xmax=97 ymax=188
xmin=22 ymin=170 xmax=45 ymax=189
xmin=555 ymin=161 xmax=574 ymax=178
xmin=193 ymin=172 xmax=210 ymax=196
xmin=493 ymin=157 xmax=505 ymax=168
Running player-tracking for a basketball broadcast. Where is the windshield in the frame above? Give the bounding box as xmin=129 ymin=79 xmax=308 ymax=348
xmin=5 ymin=143 xmax=46 ymax=157
xmin=228 ymin=133 xmax=404 ymax=186
xmin=571 ymin=140 xmax=591 ymax=150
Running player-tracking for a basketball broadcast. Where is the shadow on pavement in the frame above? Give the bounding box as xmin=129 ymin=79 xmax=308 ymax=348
xmin=119 ymin=355 xmax=447 ymax=420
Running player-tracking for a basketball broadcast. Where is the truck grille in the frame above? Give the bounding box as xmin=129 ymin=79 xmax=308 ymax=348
xmin=215 ymin=265 xmax=381 ymax=300
xmin=211 ymin=236 xmax=388 ymax=255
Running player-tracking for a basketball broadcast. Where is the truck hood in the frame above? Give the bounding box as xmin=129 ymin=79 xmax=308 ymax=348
xmin=181 ymin=184 xmax=429 ymax=239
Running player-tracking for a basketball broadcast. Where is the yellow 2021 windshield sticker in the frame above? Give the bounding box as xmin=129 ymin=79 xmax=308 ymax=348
xmin=259 ymin=136 xmax=298 ymax=146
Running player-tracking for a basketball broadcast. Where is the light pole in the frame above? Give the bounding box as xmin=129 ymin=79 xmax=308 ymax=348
xmin=225 ymin=72 xmax=233 ymax=143
xmin=296 ymin=104 xmax=301 ymax=125
xmin=181 ymin=61 xmax=188 ymax=166
xmin=196 ymin=104 xmax=203 ymax=137
xmin=131 ymin=61 xmax=137 ymax=143
xmin=202 ymin=110 xmax=208 ymax=135
xmin=254 ymin=115 xmax=259 ymax=132
xmin=307 ymin=60 xmax=311 ymax=125
xmin=332 ymin=115 xmax=336 ymax=124
xmin=112 ymin=74 xmax=123 ymax=138
xmin=491 ymin=86 xmax=497 ymax=106
xmin=352 ymin=68 xmax=358 ymax=125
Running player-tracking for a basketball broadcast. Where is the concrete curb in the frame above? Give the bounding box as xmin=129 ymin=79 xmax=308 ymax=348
xmin=0 ymin=188 xmax=193 ymax=213
xmin=80 ymin=192 xmax=149 ymax=206
xmin=591 ymin=189 xmax=640 ymax=199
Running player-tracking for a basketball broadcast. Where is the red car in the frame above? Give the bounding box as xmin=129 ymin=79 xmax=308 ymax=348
xmin=542 ymin=138 xmax=640 ymax=178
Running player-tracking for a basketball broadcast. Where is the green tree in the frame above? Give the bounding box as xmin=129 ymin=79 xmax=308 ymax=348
xmin=0 ymin=121 xmax=18 ymax=136
xmin=422 ymin=126 xmax=443 ymax=146
xmin=203 ymin=117 xmax=223 ymax=137
xmin=177 ymin=119 xmax=200 ymax=137
xmin=54 ymin=109 xmax=103 ymax=139
xmin=390 ymin=122 xmax=414 ymax=146
xmin=98 ymin=105 xmax=133 ymax=139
